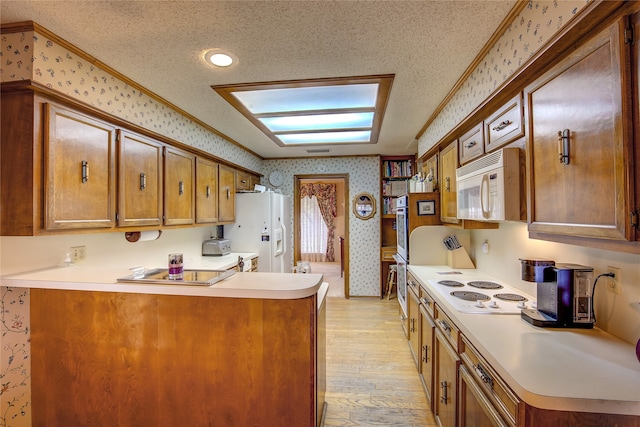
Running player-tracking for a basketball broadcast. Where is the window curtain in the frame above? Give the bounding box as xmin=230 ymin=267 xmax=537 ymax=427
xmin=300 ymin=183 xmax=337 ymax=262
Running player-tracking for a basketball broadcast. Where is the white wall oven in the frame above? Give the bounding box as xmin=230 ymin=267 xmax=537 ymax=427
xmin=395 ymin=195 xmax=409 ymax=315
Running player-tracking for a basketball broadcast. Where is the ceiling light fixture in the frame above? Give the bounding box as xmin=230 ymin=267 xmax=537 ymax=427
xmin=212 ymin=75 xmax=394 ymax=147
xmin=204 ymin=49 xmax=237 ymax=68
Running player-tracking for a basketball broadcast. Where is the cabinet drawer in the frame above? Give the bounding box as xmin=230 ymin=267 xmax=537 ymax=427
xmin=484 ymin=94 xmax=524 ymax=152
xmin=434 ymin=304 xmax=460 ymax=352
xmin=459 ymin=123 xmax=485 ymax=164
xmin=236 ymin=170 xmax=251 ymax=191
xmin=419 ymin=285 xmax=435 ymax=318
xmin=460 ymin=335 xmax=520 ymax=426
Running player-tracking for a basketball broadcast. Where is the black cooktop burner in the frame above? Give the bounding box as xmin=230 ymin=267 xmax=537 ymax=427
xmin=467 ymin=281 xmax=503 ymax=290
xmin=451 ymin=291 xmax=490 ymax=301
xmin=494 ymin=293 xmax=528 ymax=302
xmin=438 ymin=280 xmax=464 ymax=287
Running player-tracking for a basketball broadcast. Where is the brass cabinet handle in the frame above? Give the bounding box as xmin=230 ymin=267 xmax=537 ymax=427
xmin=439 ymin=319 xmax=451 ymax=333
xmin=492 ymin=120 xmax=512 ymax=131
xmin=140 ymin=172 xmax=146 ymax=190
xmin=440 ymin=381 xmax=448 ymax=404
xmin=179 ymin=180 xmax=184 ymax=195
xmin=558 ymin=129 xmax=570 ymax=165
xmin=81 ymin=160 xmax=89 ymax=183
xmin=474 ymin=363 xmax=494 ymax=389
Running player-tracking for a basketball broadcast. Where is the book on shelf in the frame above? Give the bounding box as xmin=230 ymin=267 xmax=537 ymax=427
xmin=382 ymin=160 xmax=413 ymax=178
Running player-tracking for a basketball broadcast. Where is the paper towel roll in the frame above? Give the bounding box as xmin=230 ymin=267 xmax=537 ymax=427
xmin=125 ymin=230 xmax=162 ymax=242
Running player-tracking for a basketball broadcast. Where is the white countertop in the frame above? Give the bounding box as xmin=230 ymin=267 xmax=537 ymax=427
xmin=0 ymin=253 xmax=325 ymax=300
xmin=409 ymin=265 xmax=640 ymax=416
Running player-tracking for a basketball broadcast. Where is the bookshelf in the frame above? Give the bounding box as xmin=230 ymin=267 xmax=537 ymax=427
xmin=379 ymin=155 xmax=415 ymax=297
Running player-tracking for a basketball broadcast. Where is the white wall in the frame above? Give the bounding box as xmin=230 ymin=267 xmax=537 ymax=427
xmin=470 ymin=222 xmax=640 ymax=346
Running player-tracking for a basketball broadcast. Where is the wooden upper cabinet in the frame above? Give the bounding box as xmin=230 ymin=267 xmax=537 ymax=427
xmin=458 ymin=123 xmax=484 ymax=165
xmin=218 ymin=164 xmax=236 ymax=223
xmin=484 ymin=94 xmax=524 ymax=153
xmin=164 ymin=147 xmax=195 ymax=225
xmin=195 ymin=157 xmax=219 ymax=224
xmin=117 ymin=130 xmax=163 ymax=227
xmin=236 ymin=169 xmax=251 ymax=191
xmin=44 ymin=103 xmax=116 ymax=230
xmin=439 ymin=141 xmax=459 ymax=224
xmin=524 ymin=17 xmax=634 ymax=241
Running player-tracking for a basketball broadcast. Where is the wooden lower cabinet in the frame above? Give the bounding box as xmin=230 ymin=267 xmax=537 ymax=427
xmin=434 ymin=329 xmax=460 ymax=427
xmin=407 ymin=281 xmax=421 ymax=369
xmin=419 ymin=304 xmax=435 ymax=409
xmin=30 ymin=288 xmax=325 ymax=427
xmin=459 ymin=365 xmax=508 ymax=427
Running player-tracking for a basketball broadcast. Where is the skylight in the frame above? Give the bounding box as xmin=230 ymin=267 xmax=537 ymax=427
xmin=212 ymin=75 xmax=394 ymax=147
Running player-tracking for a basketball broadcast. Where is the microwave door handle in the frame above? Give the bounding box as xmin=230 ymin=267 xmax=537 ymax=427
xmin=481 ymin=174 xmax=491 ymax=219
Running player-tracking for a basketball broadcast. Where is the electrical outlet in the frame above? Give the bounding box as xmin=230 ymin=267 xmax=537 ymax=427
xmin=606 ymin=266 xmax=621 ymax=295
xmin=70 ymin=246 xmax=86 ymax=262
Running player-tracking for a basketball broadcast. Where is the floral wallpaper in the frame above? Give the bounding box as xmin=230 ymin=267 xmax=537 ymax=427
xmin=0 ymin=30 xmax=262 ymax=173
xmin=418 ymin=0 xmax=589 ymax=157
xmin=0 ymin=288 xmax=30 ymax=427
xmin=263 ymin=157 xmax=380 ymax=297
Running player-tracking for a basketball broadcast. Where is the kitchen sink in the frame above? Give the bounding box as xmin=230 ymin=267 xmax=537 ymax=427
xmin=117 ymin=267 xmax=235 ymax=286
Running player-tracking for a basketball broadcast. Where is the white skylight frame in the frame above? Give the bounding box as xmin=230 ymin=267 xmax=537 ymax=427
xmin=212 ymin=75 xmax=394 ymax=147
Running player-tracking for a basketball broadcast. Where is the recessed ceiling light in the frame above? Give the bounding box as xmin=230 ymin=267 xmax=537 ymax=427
xmin=204 ymin=49 xmax=237 ymax=68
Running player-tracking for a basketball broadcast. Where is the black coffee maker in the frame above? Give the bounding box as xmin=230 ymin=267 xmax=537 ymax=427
xmin=519 ymin=259 xmax=595 ymax=328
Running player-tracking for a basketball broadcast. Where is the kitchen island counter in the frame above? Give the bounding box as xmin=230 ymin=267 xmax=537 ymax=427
xmin=0 ymin=252 xmax=326 ymax=300
xmin=409 ymin=265 xmax=640 ymax=418
xmin=3 ymin=256 xmax=328 ymax=426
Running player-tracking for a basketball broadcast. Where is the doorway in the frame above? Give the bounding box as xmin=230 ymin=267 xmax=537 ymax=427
xmin=294 ymin=174 xmax=349 ymax=298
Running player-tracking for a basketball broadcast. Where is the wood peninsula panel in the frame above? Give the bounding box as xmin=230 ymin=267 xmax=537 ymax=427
xmin=30 ymin=289 xmax=322 ymax=426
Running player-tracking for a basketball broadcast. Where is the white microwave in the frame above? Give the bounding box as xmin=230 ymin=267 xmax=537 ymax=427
xmin=456 ymin=147 xmax=521 ymax=221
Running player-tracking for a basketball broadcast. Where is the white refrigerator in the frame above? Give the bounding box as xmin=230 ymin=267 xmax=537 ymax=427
xmin=224 ymin=192 xmax=292 ymax=273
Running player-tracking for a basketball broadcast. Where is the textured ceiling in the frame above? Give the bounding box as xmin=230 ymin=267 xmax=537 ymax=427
xmin=1 ymin=1 xmax=516 ymax=159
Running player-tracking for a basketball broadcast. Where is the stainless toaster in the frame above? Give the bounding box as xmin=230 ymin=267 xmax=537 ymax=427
xmin=202 ymin=239 xmax=231 ymax=256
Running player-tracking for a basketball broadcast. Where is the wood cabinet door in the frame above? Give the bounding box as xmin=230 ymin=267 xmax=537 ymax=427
xmin=118 ymin=131 xmax=163 ymax=227
xmin=420 ymin=306 xmax=435 ymax=409
xmin=218 ymin=164 xmax=236 ymax=222
xmin=458 ymin=365 xmax=508 ymax=427
xmin=236 ymin=169 xmax=251 ymax=191
xmin=195 ymin=157 xmax=219 ymax=224
xmin=44 ymin=103 xmax=116 ymax=230
xmin=164 ymin=147 xmax=195 ymax=225
xmin=408 ymin=284 xmax=421 ymax=370
xmin=632 ymin=10 xmax=640 ymax=242
xmin=434 ymin=329 xmax=460 ymax=427
xmin=525 ymin=18 xmax=633 ymax=240
xmin=439 ymin=141 xmax=459 ymax=224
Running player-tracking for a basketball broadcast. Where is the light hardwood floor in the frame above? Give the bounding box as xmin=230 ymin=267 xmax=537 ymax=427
xmin=323 ymin=297 xmax=437 ymax=427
